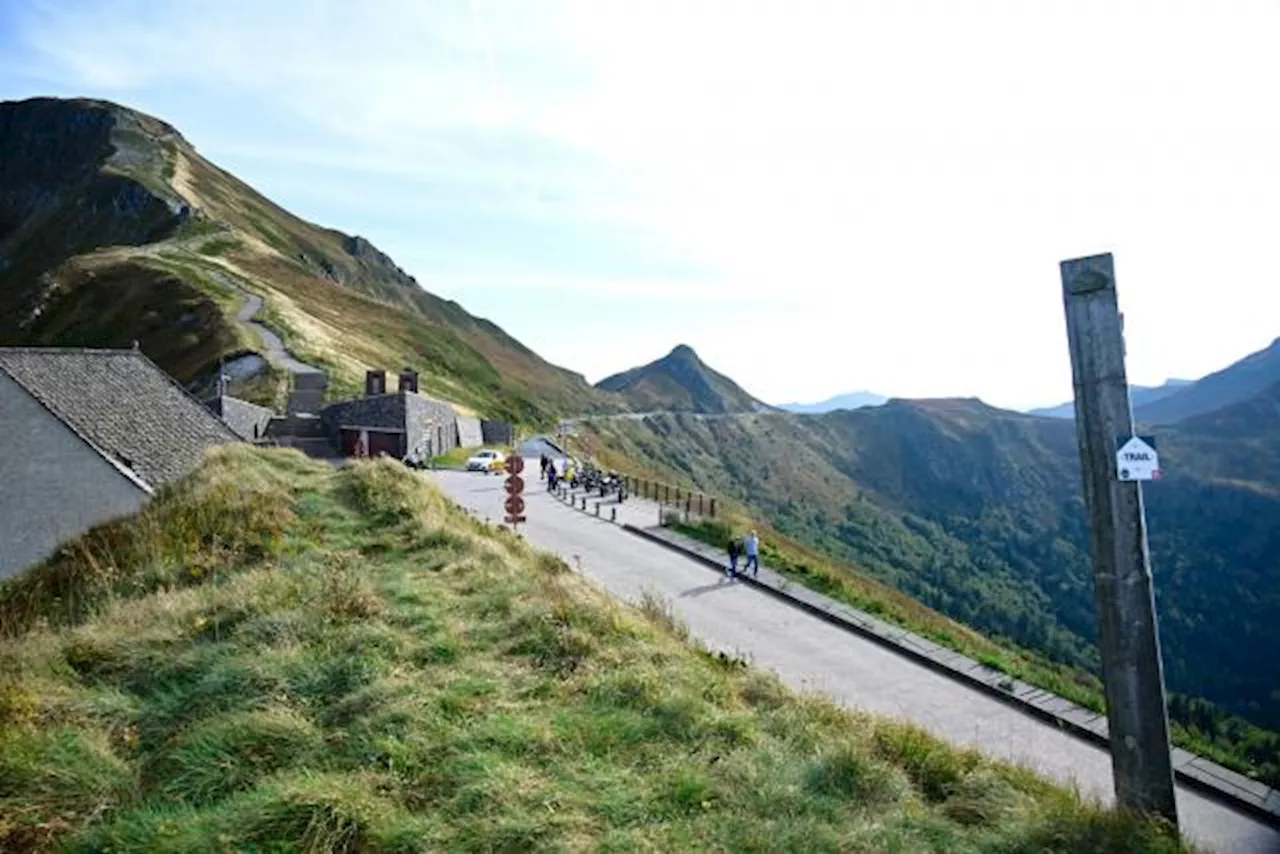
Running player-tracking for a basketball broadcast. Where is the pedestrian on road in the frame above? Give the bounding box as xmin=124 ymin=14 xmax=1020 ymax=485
xmin=547 ymin=465 xmax=558 ymax=491
xmin=726 ymin=537 xmax=741 ymax=579
xmin=744 ymin=530 xmax=760 ymax=577
xmin=540 ymin=453 xmax=549 ymax=481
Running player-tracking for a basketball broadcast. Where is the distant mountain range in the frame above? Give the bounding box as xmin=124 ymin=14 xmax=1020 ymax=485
xmin=589 ymin=333 xmax=1280 ymax=743
xmin=594 ymin=345 xmax=772 ymax=414
xmin=1028 ymin=379 xmax=1193 ymax=419
xmin=1136 ymin=337 xmax=1280 ymax=424
xmin=777 ymin=391 xmax=888 ymax=414
xmin=1027 ymin=336 xmax=1280 ymax=425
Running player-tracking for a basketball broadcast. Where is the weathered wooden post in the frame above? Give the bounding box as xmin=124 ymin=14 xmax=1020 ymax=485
xmin=1060 ymin=253 xmax=1178 ymax=827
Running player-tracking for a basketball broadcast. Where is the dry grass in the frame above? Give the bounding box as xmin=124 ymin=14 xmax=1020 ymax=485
xmin=0 ymin=449 xmax=1192 ymax=853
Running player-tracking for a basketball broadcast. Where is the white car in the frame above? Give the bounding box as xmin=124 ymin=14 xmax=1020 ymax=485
xmin=465 ymin=449 xmax=506 ymax=472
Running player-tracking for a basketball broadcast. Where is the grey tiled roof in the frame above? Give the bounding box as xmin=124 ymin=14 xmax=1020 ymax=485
xmin=0 ymin=348 xmax=239 ymax=489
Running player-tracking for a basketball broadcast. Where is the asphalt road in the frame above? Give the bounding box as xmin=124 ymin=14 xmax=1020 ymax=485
xmin=430 ymin=464 xmax=1279 ymax=854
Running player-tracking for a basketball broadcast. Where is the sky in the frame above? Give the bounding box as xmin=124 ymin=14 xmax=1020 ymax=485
xmin=2 ymin=0 xmax=1278 ymax=411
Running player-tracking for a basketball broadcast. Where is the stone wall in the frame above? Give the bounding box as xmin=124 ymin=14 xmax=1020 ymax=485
xmin=404 ymin=394 xmax=460 ymax=457
xmin=455 ymin=415 xmax=484 ymax=449
xmin=481 ymin=420 xmax=514 ymax=446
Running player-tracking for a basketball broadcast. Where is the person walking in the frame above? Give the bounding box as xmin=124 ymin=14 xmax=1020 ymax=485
xmin=726 ymin=537 xmax=741 ymax=580
xmin=540 ymin=453 xmax=549 ymax=481
xmin=744 ymin=530 xmax=760 ymax=577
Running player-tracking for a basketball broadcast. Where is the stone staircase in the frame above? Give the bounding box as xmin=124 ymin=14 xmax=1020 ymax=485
xmin=268 ymin=371 xmax=337 ymax=459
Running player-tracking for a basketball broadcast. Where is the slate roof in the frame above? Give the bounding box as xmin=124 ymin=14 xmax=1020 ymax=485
xmin=0 ymin=347 xmax=239 ymax=489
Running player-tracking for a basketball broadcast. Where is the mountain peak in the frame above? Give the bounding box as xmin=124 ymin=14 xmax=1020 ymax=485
xmin=596 ymin=347 xmax=770 ymax=414
xmin=667 ymin=344 xmax=698 ymax=360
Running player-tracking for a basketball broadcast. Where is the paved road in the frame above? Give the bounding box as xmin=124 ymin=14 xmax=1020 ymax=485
xmin=430 ymin=464 xmax=1279 ymax=854
xmin=231 ymin=289 xmax=324 ymax=376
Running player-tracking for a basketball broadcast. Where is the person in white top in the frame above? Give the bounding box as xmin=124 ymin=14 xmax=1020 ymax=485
xmin=743 ymin=530 xmax=760 ymax=577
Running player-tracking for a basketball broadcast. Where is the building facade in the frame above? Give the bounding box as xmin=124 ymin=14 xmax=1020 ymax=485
xmin=0 ymin=348 xmax=239 ymax=580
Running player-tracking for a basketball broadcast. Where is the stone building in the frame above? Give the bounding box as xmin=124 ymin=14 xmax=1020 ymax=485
xmin=0 ymin=347 xmax=240 ymax=580
xmin=320 ymin=369 xmax=462 ymax=459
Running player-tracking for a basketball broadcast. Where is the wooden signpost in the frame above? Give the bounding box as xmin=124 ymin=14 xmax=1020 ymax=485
xmin=1060 ymin=253 xmax=1178 ymax=827
xmin=504 ymin=455 xmax=526 ymax=529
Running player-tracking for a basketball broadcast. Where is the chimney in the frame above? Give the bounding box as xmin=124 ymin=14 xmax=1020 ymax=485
xmin=398 ymin=368 xmax=419 ymax=394
xmin=365 ymin=369 xmax=386 ymax=397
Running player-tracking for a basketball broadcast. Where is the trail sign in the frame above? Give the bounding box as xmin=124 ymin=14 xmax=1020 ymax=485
xmin=1116 ymin=436 xmax=1160 ymax=481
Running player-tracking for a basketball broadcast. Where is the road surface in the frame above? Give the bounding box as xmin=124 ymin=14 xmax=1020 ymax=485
xmin=231 ymin=288 xmax=324 ymax=377
xmin=429 ymin=464 xmax=1279 ymax=854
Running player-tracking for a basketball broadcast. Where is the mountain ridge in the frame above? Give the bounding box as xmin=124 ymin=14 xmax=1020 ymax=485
xmin=778 ymin=389 xmax=888 ymax=413
xmin=0 ymin=96 xmax=615 ymax=422
xmin=1135 ymin=336 xmax=1280 ymax=424
xmin=595 ymin=344 xmax=772 ymax=414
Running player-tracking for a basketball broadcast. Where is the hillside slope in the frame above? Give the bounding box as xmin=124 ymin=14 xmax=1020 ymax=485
xmin=0 ymin=96 xmax=617 ymax=423
xmin=584 ymin=389 xmax=1280 ymax=739
xmin=0 ymin=447 xmax=1188 ymax=853
xmin=1136 ymin=337 xmax=1280 ymax=425
xmin=596 ymin=344 xmax=771 ymax=414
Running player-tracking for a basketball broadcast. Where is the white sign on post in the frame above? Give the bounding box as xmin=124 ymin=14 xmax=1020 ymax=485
xmin=1116 ymin=436 xmax=1160 ymax=481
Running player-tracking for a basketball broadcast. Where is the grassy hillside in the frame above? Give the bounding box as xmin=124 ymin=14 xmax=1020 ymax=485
xmin=579 ymin=398 xmax=1280 ymax=786
xmin=0 ymin=96 xmax=620 ymax=425
xmin=0 ymin=448 xmax=1189 ymax=853
xmin=596 ymin=344 xmax=771 ymax=414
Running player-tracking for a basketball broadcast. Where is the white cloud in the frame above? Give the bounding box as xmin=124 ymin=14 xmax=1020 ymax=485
xmin=3 ymin=0 xmax=1279 ymax=409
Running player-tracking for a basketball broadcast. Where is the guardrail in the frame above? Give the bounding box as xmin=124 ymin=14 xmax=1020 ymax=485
xmin=622 ymin=475 xmax=717 ymax=519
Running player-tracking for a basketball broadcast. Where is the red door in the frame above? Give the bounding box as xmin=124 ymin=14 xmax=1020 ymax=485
xmin=341 ymin=429 xmax=362 ymax=456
